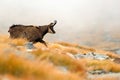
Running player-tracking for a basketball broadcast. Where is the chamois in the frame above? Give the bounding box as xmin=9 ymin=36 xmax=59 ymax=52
xmin=8 ymin=20 xmax=57 ymax=46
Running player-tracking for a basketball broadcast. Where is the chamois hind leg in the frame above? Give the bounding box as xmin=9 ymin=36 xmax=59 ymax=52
xmin=39 ymin=39 xmax=47 ymax=47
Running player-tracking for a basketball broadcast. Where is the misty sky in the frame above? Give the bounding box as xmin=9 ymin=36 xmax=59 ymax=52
xmin=0 ymin=0 xmax=120 ymax=34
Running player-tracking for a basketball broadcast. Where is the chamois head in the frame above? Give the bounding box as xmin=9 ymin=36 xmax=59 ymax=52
xmin=48 ymin=20 xmax=57 ymax=34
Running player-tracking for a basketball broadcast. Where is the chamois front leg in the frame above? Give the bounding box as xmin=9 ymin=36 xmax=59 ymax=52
xmin=39 ymin=39 xmax=47 ymax=47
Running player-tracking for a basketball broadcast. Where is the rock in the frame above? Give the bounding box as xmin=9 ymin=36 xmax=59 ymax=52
xmin=66 ymin=52 xmax=110 ymax=60
xmin=88 ymin=70 xmax=107 ymax=75
xmin=88 ymin=72 xmax=120 ymax=80
xmin=25 ymin=42 xmax=35 ymax=52
xmin=74 ymin=52 xmax=110 ymax=60
xmin=25 ymin=42 xmax=35 ymax=49
xmin=86 ymin=52 xmax=110 ymax=60
xmin=93 ymin=53 xmax=109 ymax=60
xmin=74 ymin=53 xmax=85 ymax=59
xmin=84 ymin=52 xmax=95 ymax=59
xmin=74 ymin=52 xmax=96 ymax=59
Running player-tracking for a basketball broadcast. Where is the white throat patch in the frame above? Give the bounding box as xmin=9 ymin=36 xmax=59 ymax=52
xmin=48 ymin=28 xmax=53 ymax=33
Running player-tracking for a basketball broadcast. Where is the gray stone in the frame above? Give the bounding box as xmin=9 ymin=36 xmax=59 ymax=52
xmin=74 ymin=52 xmax=110 ymax=60
xmin=93 ymin=53 xmax=109 ymax=60
xmin=88 ymin=70 xmax=107 ymax=75
xmin=25 ymin=42 xmax=36 ymax=52
xmin=74 ymin=53 xmax=85 ymax=59
xmin=66 ymin=52 xmax=110 ymax=60
xmin=84 ymin=52 xmax=95 ymax=59
xmin=25 ymin=42 xmax=35 ymax=49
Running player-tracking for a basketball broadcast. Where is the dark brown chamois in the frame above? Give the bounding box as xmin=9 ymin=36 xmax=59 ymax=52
xmin=8 ymin=20 xmax=57 ymax=46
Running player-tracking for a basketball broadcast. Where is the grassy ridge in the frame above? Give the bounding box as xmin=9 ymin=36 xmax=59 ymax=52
xmin=0 ymin=35 xmax=120 ymax=80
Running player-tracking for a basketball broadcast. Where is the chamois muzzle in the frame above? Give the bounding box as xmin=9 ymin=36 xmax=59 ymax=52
xmin=48 ymin=20 xmax=57 ymax=34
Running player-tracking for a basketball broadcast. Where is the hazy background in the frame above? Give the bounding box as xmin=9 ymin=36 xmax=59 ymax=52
xmin=0 ymin=0 xmax=120 ymax=47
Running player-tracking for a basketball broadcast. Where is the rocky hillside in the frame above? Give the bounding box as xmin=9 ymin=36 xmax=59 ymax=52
xmin=0 ymin=35 xmax=120 ymax=80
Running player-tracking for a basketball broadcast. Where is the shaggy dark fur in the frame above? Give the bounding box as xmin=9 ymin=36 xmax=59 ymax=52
xmin=8 ymin=20 xmax=57 ymax=46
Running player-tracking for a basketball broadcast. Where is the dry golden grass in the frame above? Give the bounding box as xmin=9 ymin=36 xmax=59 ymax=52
xmin=0 ymin=35 xmax=120 ymax=80
xmin=0 ymin=48 xmax=84 ymax=80
xmin=0 ymin=35 xmax=86 ymax=80
xmin=87 ymin=59 xmax=120 ymax=72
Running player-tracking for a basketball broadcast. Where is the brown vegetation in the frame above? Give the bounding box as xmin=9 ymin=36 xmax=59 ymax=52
xmin=0 ymin=35 xmax=120 ymax=80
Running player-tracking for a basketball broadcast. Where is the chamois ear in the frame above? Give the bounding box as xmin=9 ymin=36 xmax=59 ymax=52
xmin=49 ymin=20 xmax=57 ymax=27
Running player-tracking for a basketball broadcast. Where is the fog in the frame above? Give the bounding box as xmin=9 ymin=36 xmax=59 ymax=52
xmin=0 ymin=0 xmax=120 ymax=43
